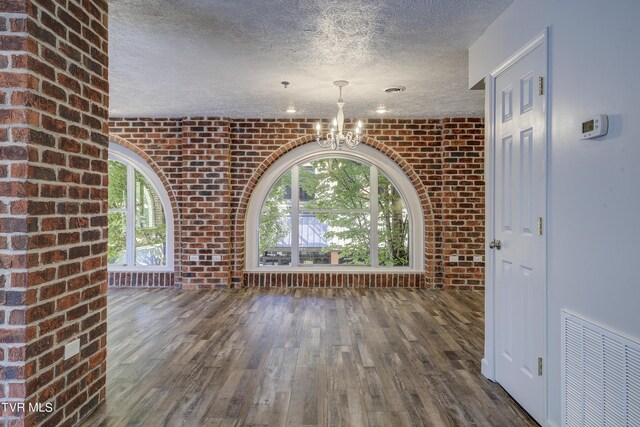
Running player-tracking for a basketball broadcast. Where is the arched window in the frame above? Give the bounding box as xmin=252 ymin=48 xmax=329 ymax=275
xmin=108 ymin=143 xmax=174 ymax=271
xmin=246 ymin=143 xmax=424 ymax=271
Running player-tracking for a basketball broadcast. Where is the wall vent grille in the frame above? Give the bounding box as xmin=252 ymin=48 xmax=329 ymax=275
xmin=562 ymin=310 xmax=640 ymax=427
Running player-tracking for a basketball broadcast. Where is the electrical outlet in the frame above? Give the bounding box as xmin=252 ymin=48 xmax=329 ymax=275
xmin=64 ymin=339 xmax=80 ymax=360
xmin=212 ymin=255 xmax=222 ymax=262
xmin=474 ymin=256 xmax=483 ymax=262
xmin=449 ymin=255 xmax=459 ymax=262
xmin=189 ymin=255 xmax=199 ymax=262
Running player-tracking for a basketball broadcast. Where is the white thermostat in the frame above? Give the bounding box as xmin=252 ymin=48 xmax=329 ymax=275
xmin=580 ymin=115 xmax=608 ymax=139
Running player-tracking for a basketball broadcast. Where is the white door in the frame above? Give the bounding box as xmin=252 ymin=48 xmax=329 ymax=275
xmin=492 ymin=39 xmax=547 ymax=424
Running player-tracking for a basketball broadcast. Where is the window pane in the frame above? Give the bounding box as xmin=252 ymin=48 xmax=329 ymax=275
xmin=299 ymin=158 xmax=370 ymax=212
xmin=108 ymin=211 xmax=127 ymax=264
xmin=108 ymin=160 xmax=127 ymax=209
xmin=299 ymin=212 xmax=370 ymax=266
xmin=134 ymin=170 xmax=167 ymax=266
xmin=259 ymin=172 xmax=292 ymax=266
xmin=378 ymin=172 xmax=410 ymax=266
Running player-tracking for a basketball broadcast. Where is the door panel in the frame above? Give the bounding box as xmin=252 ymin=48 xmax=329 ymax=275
xmin=520 ymin=128 xmax=533 ymax=234
xmin=493 ymin=40 xmax=547 ymax=424
xmin=501 ymin=135 xmax=513 ymax=231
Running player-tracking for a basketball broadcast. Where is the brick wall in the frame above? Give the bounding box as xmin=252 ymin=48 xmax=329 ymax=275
xmin=109 ymin=117 xmax=484 ymax=290
xmin=1 ymin=0 xmax=108 ymax=425
xmin=227 ymin=119 xmax=443 ymax=289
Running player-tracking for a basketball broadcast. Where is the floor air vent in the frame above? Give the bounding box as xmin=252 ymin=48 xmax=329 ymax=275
xmin=562 ymin=310 xmax=640 ymax=426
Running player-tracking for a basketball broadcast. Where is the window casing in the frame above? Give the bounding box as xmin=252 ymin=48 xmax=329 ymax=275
xmin=246 ymin=143 xmax=424 ymax=272
xmin=108 ymin=143 xmax=174 ymax=272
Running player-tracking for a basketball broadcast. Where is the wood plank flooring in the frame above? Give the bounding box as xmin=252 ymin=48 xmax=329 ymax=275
xmin=80 ymin=288 xmax=537 ymax=427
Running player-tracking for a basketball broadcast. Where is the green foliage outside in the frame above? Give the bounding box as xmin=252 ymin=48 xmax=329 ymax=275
xmin=259 ymin=172 xmax=292 ymax=256
xmin=134 ymin=170 xmax=166 ymax=266
xmin=108 ymin=161 xmax=127 ymax=264
xmin=107 ymin=160 xmax=167 ymax=266
xmin=377 ymin=173 xmax=409 ymax=266
xmin=300 ymin=159 xmax=371 ymax=265
xmin=258 ymin=158 xmax=409 ymax=266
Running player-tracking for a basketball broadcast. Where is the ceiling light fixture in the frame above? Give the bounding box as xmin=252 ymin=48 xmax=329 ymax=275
xmin=376 ymin=105 xmax=388 ymax=114
xmin=384 ymin=85 xmax=406 ymax=93
xmin=286 ymin=106 xmax=297 ymax=113
xmin=316 ymin=80 xmax=363 ymax=150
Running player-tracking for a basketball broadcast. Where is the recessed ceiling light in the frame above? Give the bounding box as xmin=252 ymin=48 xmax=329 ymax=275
xmin=286 ymin=106 xmax=297 ymax=113
xmin=376 ymin=106 xmax=388 ymax=114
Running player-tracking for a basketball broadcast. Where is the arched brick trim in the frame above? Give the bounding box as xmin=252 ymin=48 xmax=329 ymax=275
xmin=232 ymin=134 xmax=438 ymax=288
xmin=109 ymin=135 xmax=182 ymax=287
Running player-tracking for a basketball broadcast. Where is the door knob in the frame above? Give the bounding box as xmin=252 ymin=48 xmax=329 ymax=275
xmin=489 ymin=239 xmax=502 ymax=250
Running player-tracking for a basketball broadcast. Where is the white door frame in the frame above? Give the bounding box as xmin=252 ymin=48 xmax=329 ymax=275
xmin=482 ymin=28 xmax=550 ymax=424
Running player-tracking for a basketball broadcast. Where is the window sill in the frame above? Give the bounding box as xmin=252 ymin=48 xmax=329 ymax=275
xmin=245 ymin=267 xmax=423 ymax=274
xmin=108 ymin=267 xmax=174 ymax=273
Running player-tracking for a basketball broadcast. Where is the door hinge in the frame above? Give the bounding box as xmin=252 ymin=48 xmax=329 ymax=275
xmin=538 ymin=357 xmax=543 ymax=376
xmin=538 ymin=77 xmax=544 ymax=95
xmin=537 ymin=217 xmax=543 ymax=235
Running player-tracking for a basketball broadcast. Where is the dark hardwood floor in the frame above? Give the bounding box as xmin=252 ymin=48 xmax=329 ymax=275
xmin=80 ymin=288 xmax=537 ymax=427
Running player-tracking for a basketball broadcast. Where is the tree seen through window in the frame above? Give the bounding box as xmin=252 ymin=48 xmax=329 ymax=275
xmin=258 ymin=157 xmax=409 ymax=267
xmin=107 ymin=159 xmax=167 ymax=267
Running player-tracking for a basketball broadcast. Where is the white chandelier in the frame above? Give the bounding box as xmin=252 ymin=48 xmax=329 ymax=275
xmin=316 ymin=80 xmax=363 ymax=150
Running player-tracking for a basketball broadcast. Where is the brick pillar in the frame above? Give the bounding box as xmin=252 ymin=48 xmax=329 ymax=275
xmin=441 ymin=118 xmax=485 ymax=289
xmin=181 ymin=118 xmax=231 ymax=289
xmin=1 ymin=0 xmax=108 ymax=425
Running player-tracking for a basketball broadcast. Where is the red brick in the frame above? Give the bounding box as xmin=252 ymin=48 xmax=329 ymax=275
xmin=0 ymin=2 xmax=108 ymax=423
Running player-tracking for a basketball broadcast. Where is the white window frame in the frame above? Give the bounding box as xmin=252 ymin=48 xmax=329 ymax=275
xmin=246 ymin=143 xmax=424 ymax=272
xmin=108 ymin=142 xmax=174 ymax=272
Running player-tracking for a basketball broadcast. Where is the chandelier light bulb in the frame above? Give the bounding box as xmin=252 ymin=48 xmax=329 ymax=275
xmin=357 ymin=120 xmax=362 ymax=128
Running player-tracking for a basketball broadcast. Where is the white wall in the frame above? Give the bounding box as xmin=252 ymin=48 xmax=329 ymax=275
xmin=470 ymin=1 xmax=640 ymax=425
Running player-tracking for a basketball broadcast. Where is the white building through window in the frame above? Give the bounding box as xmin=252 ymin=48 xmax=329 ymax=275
xmin=246 ymin=143 xmax=424 ymax=272
xmin=108 ymin=143 xmax=174 ymax=272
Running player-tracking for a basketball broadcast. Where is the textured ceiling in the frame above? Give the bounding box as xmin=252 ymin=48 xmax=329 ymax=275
xmin=109 ymin=0 xmax=513 ymax=118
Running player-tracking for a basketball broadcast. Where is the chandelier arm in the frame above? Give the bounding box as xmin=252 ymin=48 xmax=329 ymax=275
xmin=317 ymin=136 xmax=333 ymax=148
xmin=344 ymin=132 xmax=359 ymax=149
xmin=345 ymin=138 xmax=360 ymax=149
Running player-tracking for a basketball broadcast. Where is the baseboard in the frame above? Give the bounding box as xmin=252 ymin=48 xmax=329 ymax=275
xmin=481 ymin=357 xmax=495 ymax=381
xmin=545 ymin=418 xmax=559 ymax=427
